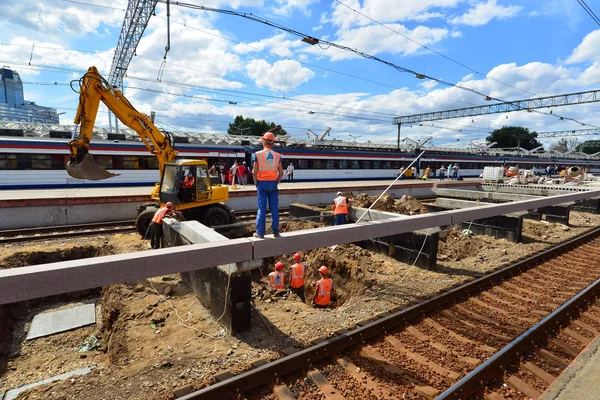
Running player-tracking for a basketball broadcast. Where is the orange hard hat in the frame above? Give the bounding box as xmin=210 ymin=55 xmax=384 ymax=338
xmin=318 ymin=266 xmax=329 ymax=275
xmin=293 ymin=252 xmax=302 ymax=260
xmin=166 ymin=202 xmax=173 ymax=208
xmin=262 ymin=132 xmax=276 ymax=142
xmin=275 ymin=261 xmax=284 ymax=271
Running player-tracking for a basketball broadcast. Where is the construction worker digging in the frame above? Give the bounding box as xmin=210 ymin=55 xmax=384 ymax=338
xmin=312 ymin=266 xmax=335 ymax=309
xmin=269 ymin=261 xmax=286 ymax=292
xmin=289 ymin=252 xmax=307 ymax=302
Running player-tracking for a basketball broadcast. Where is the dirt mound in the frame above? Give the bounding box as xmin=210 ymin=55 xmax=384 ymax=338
xmin=99 ymin=285 xmax=130 ymax=365
xmin=437 ymin=228 xmax=485 ymax=261
xmin=349 ymin=193 xmax=428 ymax=215
xmin=0 ymin=245 xmax=114 ymax=269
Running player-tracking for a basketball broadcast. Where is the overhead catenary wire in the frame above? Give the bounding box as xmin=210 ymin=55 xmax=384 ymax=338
xmin=577 ymin=0 xmax=600 ymax=26
xmin=333 ymin=0 xmax=537 ymax=97
xmin=163 ymin=3 xmax=595 ymax=129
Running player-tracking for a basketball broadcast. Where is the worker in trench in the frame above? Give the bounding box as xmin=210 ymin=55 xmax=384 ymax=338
xmin=288 ymin=252 xmax=307 ymax=302
xmin=150 ymin=202 xmax=176 ymax=249
xmin=333 ymin=191 xmax=349 ymax=225
xmin=312 ymin=266 xmax=336 ymax=309
xmin=269 ymin=261 xmax=286 ymax=294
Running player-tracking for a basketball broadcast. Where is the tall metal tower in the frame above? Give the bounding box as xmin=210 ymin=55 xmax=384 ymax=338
xmin=107 ymin=0 xmax=159 ymax=132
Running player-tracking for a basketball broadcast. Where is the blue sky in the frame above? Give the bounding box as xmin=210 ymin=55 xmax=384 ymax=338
xmin=1 ymin=0 xmax=600 ymax=149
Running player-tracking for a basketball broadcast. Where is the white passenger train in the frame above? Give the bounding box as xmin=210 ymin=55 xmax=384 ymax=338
xmin=1 ymin=126 xmax=599 ymax=189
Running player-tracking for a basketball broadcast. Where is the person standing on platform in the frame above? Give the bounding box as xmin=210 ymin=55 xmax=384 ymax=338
xmin=312 ymin=266 xmax=335 ymax=309
xmin=286 ymin=162 xmax=295 ymax=182
xmin=230 ymin=160 xmax=239 ymax=187
xmin=289 ymin=252 xmax=307 ymax=301
xmin=397 ymin=165 xmax=405 ymax=179
xmin=218 ymin=161 xmax=225 ymax=184
xmin=421 ymin=165 xmax=431 ymax=180
xmin=269 ymin=261 xmax=285 ymax=291
xmin=151 ymin=202 xmax=175 ymax=249
xmin=439 ymin=165 xmax=447 ymax=181
xmin=333 ymin=191 xmax=349 ymax=225
xmin=237 ymin=161 xmax=247 ymax=185
xmin=252 ymin=130 xmax=284 ymax=238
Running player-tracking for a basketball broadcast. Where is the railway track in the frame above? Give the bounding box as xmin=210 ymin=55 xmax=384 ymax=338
xmin=181 ymin=227 xmax=600 ymax=400
xmin=0 ymin=221 xmax=137 ymax=244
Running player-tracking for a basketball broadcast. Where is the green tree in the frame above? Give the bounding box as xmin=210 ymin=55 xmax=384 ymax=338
xmin=227 ymin=115 xmax=287 ymax=137
xmin=486 ymin=126 xmax=542 ymax=150
xmin=577 ymin=140 xmax=600 ymax=154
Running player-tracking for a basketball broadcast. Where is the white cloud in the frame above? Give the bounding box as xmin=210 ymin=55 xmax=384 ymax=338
xmin=326 ymin=0 xmax=464 ymax=30
xmin=272 ymin=0 xmax=318 ymax=16
xmin=305 ymin=24 xmax=449 ymax=61
xmin=233 ymin=33 xmax=304 ymax=58
xmin=450 ymin=0 xmax=522 ymax=26
xmin=245 ymin=59 xmax=315 ymax=90
xmin=565 ymin=30 xmax=600 ymax=64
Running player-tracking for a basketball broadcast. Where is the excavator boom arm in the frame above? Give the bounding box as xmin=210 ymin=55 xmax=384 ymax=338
xmin=68 ymin=66 xmax=177 ymax=180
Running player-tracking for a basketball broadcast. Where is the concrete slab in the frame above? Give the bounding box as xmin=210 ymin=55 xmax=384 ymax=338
xmin=26 ymin=303 xmax=96 ymax=340
xmin=539 ymin=335 xmax=600 ymax=400
xmin=5 ymin=365 xmax=95 ymax=400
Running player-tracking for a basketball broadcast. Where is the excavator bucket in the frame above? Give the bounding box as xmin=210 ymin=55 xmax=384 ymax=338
xmin=66 ymin=153 xmax=120 ymax=180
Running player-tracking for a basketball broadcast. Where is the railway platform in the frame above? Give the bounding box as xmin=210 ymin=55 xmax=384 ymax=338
xmin=0 ymin=179 xmax=479 ymax=229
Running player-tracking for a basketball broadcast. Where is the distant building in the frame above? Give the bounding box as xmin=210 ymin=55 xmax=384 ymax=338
xmin=0 ymin=67 xmax=59 ymax=124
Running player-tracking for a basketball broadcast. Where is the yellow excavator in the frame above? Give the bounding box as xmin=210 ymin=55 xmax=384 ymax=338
xmin=66 ymin=66 xmax=236 ymax=237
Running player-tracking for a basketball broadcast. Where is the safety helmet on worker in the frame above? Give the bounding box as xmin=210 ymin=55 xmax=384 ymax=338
xmin=318 ymin=266 xmax=329 ymax=275
xmin=262 ymin=132 xmax=276 ymax=142
xmin=293 ymin=252 xmax=302 ymax=261
xmin=166 ymin=202 xmax=173 ymax=208
xmin=336 ymin=191 xmax=343 ymax=196
xmin=275 ymin=261 xmax=284 ymax=271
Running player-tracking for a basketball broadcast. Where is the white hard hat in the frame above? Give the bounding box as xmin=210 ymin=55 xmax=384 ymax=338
xmin=336 ymin=191 xmax=343 ymax=196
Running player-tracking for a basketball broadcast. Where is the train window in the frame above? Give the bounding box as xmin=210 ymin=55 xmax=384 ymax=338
xmin=312 ymin=159 xmax=326 ymax=169
xmin=50 ymin=155 xmax=66 ymax=170
xmin=95 ymin=155 xmax=114 ymax=169
xmin=362 ymin=160 xmax=372 ymax=169
xmin=16 ymin=154 xmax=32 ymax=169
xmin=122 ymin=156 xmax=139 ymax=169
xmin=296 ymin=159 xmax=309 ymax=169
xmin=326 ymin=159 xmax=336 ymax=169
xmin=339 ymin=160 xmax=348 ymax=169
xmin=31 ymin=155 xmax=51 ymax=170
xmin=0 ymin=154 xmax=17 ymax=170
xmin=351 ymin=160 xmax=360 ymax=169
xmin=391 ymin=161 xmax=401 ymax=169
xmin=382 ymin=161 xmax=391 ymax=169
xmin=373 ymin=160 xmax=381 ymax=169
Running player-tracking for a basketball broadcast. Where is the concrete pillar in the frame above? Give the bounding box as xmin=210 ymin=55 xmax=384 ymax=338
xmin=348 ymin=207 xmax=439 ymax=270
xmin=434 ymin=198 xmax=524 ymax=243
xmin=162 ymin=220 xmax=261 ymax=334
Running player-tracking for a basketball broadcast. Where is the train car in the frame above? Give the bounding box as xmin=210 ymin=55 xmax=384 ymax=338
xmin=2 ymin=134 xmax=600 ymax=189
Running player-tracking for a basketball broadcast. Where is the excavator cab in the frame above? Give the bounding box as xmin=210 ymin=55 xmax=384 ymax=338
xmin=159 ymin=160 xmax=212 ymax=206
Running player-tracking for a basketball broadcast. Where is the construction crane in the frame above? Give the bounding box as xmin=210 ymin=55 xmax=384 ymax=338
xmin=306 ymin=127 xmax=331 ymax=144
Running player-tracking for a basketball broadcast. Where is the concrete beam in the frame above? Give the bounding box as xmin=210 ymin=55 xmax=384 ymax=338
xmin=1 ymin=189 xmax=599 ymax=305
xmin=433 ymin=188 xmax=577 ymax=207
xmin=435 ymin=198 xmax=530 ymax=217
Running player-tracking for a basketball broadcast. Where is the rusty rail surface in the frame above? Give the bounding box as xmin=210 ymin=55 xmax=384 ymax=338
xmin=182 ymin=226 xmax=600 ymax=400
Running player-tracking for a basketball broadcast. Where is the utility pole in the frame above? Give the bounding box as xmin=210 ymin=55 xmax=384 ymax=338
xmin=397 ymin=123 xmax=401 ymax=150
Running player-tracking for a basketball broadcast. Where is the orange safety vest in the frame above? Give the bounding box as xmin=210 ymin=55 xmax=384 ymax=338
xmin=269 ymin=271 xmax=285 ymax=290
xmin=151 ymin=207 xmax=170 ymax=224
xmin=333 ymin=196 xmax=348 ymax=215
xmin=183 ymin=176 xmax=194 ymax=189
xmin=314 ymin=278 xmax=332 ymax=306
xmin=255 ymin=149 xmax=281 ymax=181
xmin=289 ymin=263 xmax=306 ymax=289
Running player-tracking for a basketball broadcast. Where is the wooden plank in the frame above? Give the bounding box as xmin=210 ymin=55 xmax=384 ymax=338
xmin=523 ymin=362 xmax=556 ymax=385
xmin=572 ymin=319 xmax=599 ymax=335
xmin=506 ymin=375 xmax=541 ymax=399
xmin=480 ymin=292 xmax=547 ymax=317
xmin=536 ymin=349 xmax=569 ymax=370
xmin=550 ymin=338 xmax=581 ymax=357
xmin=582 ymin=311 xmax=600 ymax=324
xmin=423 ymin=318 xmax=496 ymax=353
xmin=360 ymin=346 xmax=439 ymax=400
xmin=307 ymin=370 xmax=345 ymax=400
xmin=563 ymin=328 xmax=592 ymax=345
xmin=273 ymin=384 xmax=296 ymax=400
xmin=405 ymin=326 xmax=479 ymax=365
xmin=440 ymin=310 xmax=513 ymax=342
xmin=385 ymin=335 xmax=460 ymax=381
xmin=338 ymin=357 xmax=394 ymax=400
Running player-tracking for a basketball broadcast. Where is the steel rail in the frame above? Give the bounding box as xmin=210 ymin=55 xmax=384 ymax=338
xmin=0 ymin=226 xmax=137 ymax=244
xmin=0 ymin=220 xmax=135 ymax=237
xmin=438 ymin=274 xmax=600 ymax=399
xmin=181 ymin=226 xmax=600 ymax=400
